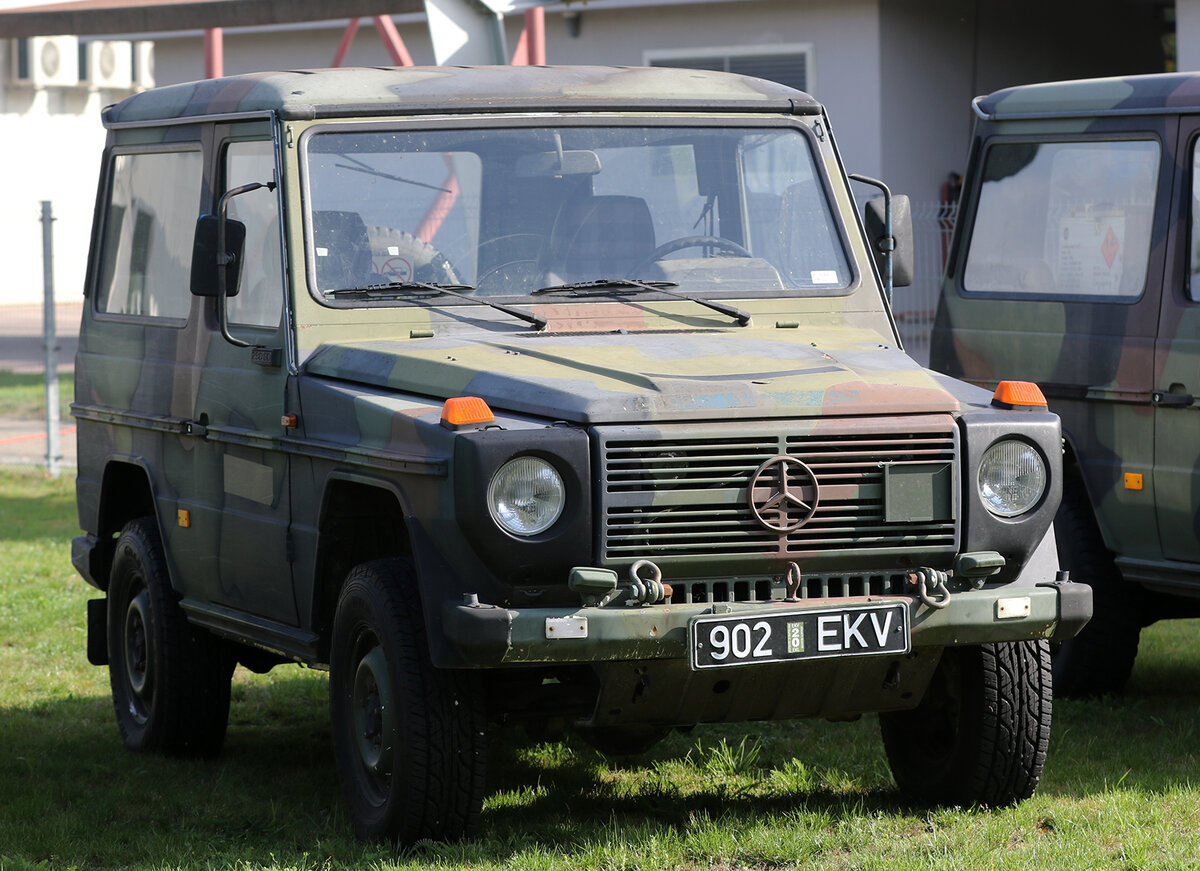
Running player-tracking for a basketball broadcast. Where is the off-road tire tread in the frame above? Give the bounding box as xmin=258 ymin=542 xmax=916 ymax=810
xmin=108 ymin=517 xmax=233 ymax=757
xmin=972 ymin=639 xmax=1052 ymax=805
xmin=330 ymin=559 xmax=486 ymax=843
xmin=1052 ymin=478 xmax=1140 ymax=696
xmin=881 ymin=640 xmax=1051 ymax=807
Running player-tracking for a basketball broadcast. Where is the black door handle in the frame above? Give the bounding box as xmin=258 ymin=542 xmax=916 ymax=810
xmin=1152 ymin=391 xmax=1195 ymax=407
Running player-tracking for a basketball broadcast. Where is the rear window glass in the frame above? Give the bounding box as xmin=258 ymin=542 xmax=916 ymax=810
xmin=963 ymin=139 xmax=1159 ymax=299
xmin=96 ymin=149 xmax=202 ymax=319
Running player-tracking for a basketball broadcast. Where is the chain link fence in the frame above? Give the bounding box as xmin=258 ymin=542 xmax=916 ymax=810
xmin=892 ymin=199 xmax=957 ymax=368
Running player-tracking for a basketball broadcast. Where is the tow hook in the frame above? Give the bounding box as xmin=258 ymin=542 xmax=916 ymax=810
xmin=908 ymin=567 xmax=951 ymax=610
xmin=627 ymin=560 xmax=673 ymax=605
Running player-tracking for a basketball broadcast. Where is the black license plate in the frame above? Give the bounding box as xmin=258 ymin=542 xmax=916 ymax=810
xmin=689 ymin=602 xmax=910 ymax=670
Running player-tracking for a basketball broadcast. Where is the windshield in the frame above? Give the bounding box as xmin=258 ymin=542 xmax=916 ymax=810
xmin=302 ymin=124 xmax=852 ymax=300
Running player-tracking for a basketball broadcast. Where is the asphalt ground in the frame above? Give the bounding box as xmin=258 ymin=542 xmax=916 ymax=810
xmin=0 ymin=302 xmax=81 ymax=469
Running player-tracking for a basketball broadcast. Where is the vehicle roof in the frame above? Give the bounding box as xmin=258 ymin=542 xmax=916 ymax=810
xmin=102 ymin=65 xmax=822 ymax=127
xmin=975 ymin=72 xmax=1200 ymax=120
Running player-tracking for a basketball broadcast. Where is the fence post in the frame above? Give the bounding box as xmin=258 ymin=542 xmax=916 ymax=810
xmin=40 ymin=200 xmax=60 ymax=477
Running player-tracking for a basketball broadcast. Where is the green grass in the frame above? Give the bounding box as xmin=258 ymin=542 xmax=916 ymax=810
xmin=4 ymin=466 xmax=1200 ymax=869
xmin=0 ymin=370 xmax=73 ymax=419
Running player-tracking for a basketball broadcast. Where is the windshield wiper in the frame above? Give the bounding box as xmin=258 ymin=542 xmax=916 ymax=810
xmin=327 ymin=281 xmax=547 ymax=330
xmin=333 ymin=154 xmax=453 ymax=194
xmin=532 ymin=278 xmax=751 ymax=326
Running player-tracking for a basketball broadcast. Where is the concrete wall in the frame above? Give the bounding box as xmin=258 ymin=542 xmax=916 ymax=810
xmin=1178 ymin=0 xmax=1200 ymax=70
xmin=878 ymin=0 xmax=1168 ymax=207
xmin=0 ymin=40 xmax=115 ymax=306
xmin=1 ymin=0 xmax=1172 ymax=308
xmin=152 ymin=1 xmax=886 ymax=181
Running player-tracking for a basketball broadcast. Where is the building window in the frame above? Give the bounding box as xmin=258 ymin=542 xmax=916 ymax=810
xmin=645 ymin=44 xmax=812 ymax=94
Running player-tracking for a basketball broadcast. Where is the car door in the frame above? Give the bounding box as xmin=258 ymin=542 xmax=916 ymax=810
xmin=166 ymin=123 xmax=296 ymax=622
xmin=1153 ymin=116 xmax=1200 ymax=567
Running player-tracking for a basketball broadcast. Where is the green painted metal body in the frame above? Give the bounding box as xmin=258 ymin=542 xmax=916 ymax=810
xmin=933 ymin=72 xmax=1200 ymax=609
xmin=73 ymin=66 xmax=1087 ymax=727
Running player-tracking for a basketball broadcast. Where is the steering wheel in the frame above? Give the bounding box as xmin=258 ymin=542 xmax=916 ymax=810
xmin=377 ymin=231 xmax=463 ymax=287
xmin=631 ymin=235 xmax=752 ymax=275
xmin=475 ymin=233 xmax=544 ymax=292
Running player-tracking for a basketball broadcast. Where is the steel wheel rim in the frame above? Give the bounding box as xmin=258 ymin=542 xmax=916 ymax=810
xmin=123 ymin=585 xmax=152 ymax=724
xmin=351 ymin=639 xmax=395 ymax=798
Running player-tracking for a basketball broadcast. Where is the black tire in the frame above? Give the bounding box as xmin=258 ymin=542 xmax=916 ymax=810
xmin=576 ymin=724 xmax=671 ymax=757
xmin=107 ymin=517 xmax=234 ymax=757
xmin=880 ymin=640 xmax=1052 ymax=807
xmin=1052 ymin=478 xmax=1141 ymax=696
xmin=329 ymin=559 xmax=487 ymax=843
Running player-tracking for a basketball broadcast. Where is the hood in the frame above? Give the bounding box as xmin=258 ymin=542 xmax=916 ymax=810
xmin=302 ymin=327 xmax=961 ymax=424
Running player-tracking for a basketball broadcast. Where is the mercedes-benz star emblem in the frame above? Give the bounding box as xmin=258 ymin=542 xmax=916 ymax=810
xmin=748 ymin=455 xmax=819 ymax=533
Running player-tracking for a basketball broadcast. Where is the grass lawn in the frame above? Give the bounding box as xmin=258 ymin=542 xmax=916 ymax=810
xmin=0 ymin=370 xmax=73 ymax=420
xmin=3 ymin=466 xmax=1200 ymax=869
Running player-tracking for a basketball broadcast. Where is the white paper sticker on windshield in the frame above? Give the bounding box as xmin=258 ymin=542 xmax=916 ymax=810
xmin=811 ymin=270 xmax=839 ymax=284
xmin=315 ymin=247 xmax=329 ymax=257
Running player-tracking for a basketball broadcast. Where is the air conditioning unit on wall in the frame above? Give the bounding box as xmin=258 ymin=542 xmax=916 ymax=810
xmin=132 ymin=41 xmax=154 ymax=90
xmin=81 ymin=40 xmax=132 ymax=89
xmin=11 ymin=35 xmax=79 ymax=87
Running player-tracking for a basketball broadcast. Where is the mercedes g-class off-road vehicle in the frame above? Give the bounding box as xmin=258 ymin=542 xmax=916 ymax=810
xmin=932 ymin=72 xmax=1200 ymax=697
xmin=72 ymin=66 xmax=1089 ymax=842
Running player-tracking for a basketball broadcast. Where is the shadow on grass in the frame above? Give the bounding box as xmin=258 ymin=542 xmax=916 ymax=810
xmin=4 ymin=663 xmax=1200 ymax=869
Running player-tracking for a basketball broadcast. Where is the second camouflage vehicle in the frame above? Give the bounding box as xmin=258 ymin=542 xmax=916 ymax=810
xmin=71 ymin=65 xmax=1088 ymax=842
xmin=933 ymin=72 xmax=1200 ymax=696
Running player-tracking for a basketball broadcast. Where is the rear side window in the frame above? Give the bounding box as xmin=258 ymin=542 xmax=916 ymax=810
xmin=95 ymin=149 xmax=203 ymax=318
xmin=963 ymin=139 xmax=1159 ymax=300
xmin=1190 ymin=140 xmax=1200 ymax=301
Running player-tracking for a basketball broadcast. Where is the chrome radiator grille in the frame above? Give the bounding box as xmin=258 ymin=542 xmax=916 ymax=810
xmin=597 ymin=416 xmax=958 ymax=566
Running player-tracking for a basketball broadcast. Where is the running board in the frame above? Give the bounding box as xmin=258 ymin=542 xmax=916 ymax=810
xmin=180 ymin=599 xmax=323 ymax=665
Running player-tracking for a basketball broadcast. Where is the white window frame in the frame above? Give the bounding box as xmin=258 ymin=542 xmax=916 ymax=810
xmin=642 ymin=42 xmax=815 ymax=94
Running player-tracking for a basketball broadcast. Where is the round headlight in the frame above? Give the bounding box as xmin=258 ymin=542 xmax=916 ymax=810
xmin=487 ymin=457 xmax=566 ymax=536
xmin=978 ymin=439 xmax=1047 ymax=517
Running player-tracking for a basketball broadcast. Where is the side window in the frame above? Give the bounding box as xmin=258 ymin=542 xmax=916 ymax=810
xmin=95 ymin=149 xmax=202 ymax=318
xmin=225 ymin=140 xmax=283 ymax=328
xmin=963 ymin=139 xmax=1160 ymax=299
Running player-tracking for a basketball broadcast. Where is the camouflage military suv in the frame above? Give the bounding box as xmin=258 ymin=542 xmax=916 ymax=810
xmin=933 ymin=72 xmax=1200 ymax=696
xmin=72 ymin=66 xmax=1088 ymax=842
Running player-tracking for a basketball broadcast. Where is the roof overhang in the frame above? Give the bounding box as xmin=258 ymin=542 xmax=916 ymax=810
xmin=0 ymin=0 xmax=427 ymax=38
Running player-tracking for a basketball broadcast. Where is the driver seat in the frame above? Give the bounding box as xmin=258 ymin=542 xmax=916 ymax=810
xmin=544 ymin=195 xmax=656 ymax=283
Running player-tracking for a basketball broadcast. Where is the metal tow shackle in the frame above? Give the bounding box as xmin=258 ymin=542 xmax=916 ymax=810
xmin=628 ymin=559 xmax=668 ymax=605
xmin=910 ymin=567 xmax=951 ymax=610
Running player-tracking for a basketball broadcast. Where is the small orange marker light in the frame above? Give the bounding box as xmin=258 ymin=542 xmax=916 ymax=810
xmin=1125 ymin=473 xmax=1144 ymax=491
xmin=281 ymin=414 xmax=298 ymax=428
xmin=177 ymin=509 xmax=191 ymax=528
xmin=441 ymin=396 xmax=495 ymax=429
xmin=991 ymin=380 xmax=1048 ymax=410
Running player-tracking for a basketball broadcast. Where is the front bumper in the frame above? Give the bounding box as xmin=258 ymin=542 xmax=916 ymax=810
xmin=442 ymin=577 xmax=1092 ymax=668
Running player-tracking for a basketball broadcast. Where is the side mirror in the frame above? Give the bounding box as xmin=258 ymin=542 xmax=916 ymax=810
xmin=864 ymin=194 xmax=914 ymax=289
xmin=190 ymin=214 xmax=246 ymax=297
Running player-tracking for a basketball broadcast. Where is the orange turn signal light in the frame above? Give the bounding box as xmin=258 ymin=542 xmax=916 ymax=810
xmin=441 ymin=396 xmax=495 ymax=428
xmin=991 ymin=380 xmax=1048 ymax=410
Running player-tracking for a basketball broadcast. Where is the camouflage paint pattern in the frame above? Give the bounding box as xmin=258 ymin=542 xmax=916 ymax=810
xmin=74 ymin=67 xmax=1085 ymax=726
xmin=932 ymin=72 xmax=1200 ymax=590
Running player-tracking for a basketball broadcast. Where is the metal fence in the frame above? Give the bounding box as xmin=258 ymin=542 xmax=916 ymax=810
xmin=0 ymin=202 xmax=78 ymax=474
xmin=893 ymin=199 xmax=957 ymax=367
